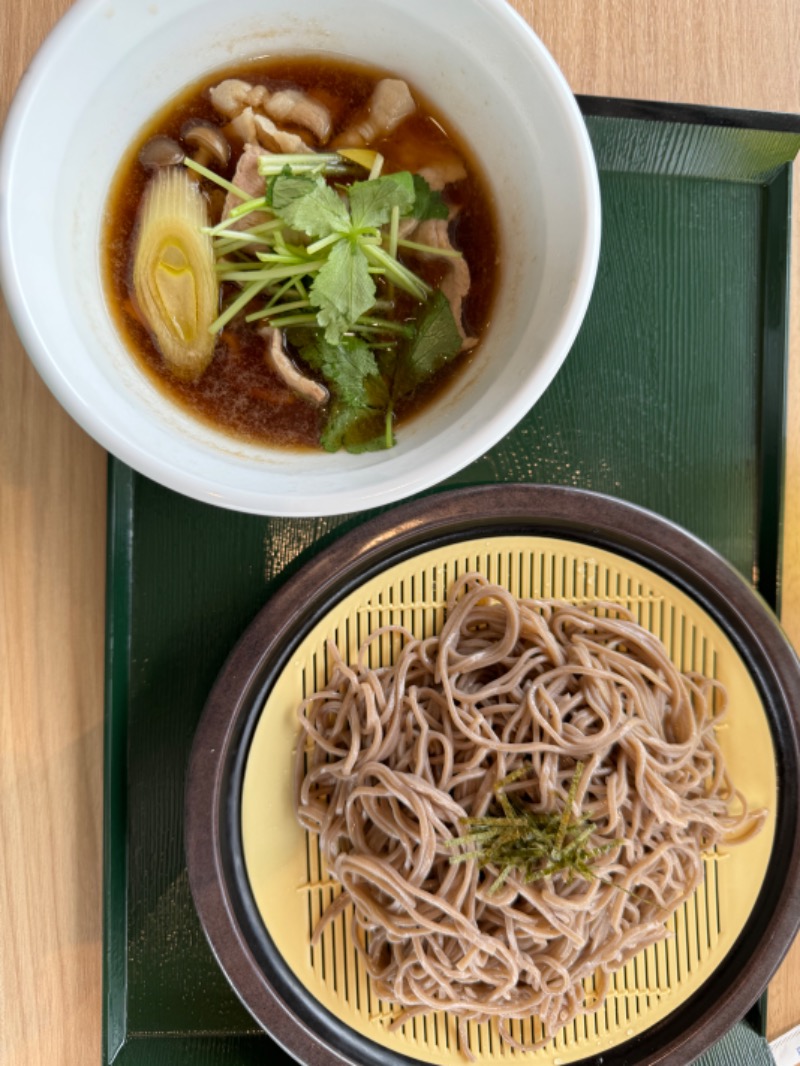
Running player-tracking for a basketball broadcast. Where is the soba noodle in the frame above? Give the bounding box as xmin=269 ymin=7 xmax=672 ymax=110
xmin=293 ymin=572 xmax=765 ymax=1054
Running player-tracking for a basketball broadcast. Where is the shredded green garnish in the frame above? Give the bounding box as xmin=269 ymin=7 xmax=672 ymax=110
xmin=186 ymin=151 xmax=463 ymax=453
xmin=448 ymin=763 xmax=621 ymax=894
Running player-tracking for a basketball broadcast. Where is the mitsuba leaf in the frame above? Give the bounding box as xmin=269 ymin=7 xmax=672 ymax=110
xmin=342 ymin=412 xmax=391 ymax=453
xmin=410 ymin=174 xmax=449 ymax=220
xmin=393 ymin=290 xmax=462 ymax=399
xmin=266 ymin=170 xmax=316 ymax=212
xmin=297 ymin=333 xmax=390 ymax=453
xmin=299 ymin=334 xmax=382 ymax=408
xmin=269 ymin=172 xmax=350 ymax=237
xmin=321 ymin=403 xmax=388 ymax=453
xmin=310 ymin=240 xmax=375 ymax=342
xmin=349 ymin=172 xmax=415 ymax=229
xmin=320 ymin=402 xmax=368 ymax=452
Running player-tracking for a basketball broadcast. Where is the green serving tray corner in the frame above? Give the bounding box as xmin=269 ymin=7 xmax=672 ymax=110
xmin=103 ymin=98 xmax=800 ymax=1065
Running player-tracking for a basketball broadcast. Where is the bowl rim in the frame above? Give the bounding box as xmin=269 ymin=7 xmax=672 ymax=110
xmin=184 ymin=483 xmax=800 ymax=1066
xmin=0 ymin=0 xmax=601 ymax=517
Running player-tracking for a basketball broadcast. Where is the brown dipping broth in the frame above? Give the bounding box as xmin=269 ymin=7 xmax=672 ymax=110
xmin=102 ymin=56 xmax=499 ymax=451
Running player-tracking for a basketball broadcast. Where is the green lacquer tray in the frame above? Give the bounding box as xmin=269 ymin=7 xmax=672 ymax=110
xmin=103 ymin=98 xmax=800 ymax=1065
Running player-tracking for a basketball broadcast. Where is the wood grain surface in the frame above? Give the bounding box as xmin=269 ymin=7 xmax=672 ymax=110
xmin=1 ymin=2 xmax=798 ymax=1064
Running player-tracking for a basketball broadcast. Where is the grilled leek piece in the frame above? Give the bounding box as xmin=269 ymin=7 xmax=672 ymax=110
xmin=132 ymin=167 xmax=217 ymax=380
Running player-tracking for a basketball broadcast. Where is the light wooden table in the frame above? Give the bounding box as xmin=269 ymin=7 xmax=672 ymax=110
xmin=1 ymin=2 xmax=798 ymax=1063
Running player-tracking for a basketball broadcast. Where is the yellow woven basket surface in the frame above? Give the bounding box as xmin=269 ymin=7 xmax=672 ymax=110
xmin=241 ymin=536 xmax=775 ymax=1064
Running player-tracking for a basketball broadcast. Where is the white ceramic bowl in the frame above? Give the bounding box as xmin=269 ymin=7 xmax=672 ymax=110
xmin=0 ymin=0 xmax=600 ymax=517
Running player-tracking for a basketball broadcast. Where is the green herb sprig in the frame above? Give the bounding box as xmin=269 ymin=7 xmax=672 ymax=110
xmin=448 ymin=763 xmax=621 ymax=895
xmin=187 ymin=151 xmax=463 ymax=452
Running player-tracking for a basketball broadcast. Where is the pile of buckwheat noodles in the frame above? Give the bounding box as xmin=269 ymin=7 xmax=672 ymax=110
xmin=293 ymin=572 xmax=765 ymax=1055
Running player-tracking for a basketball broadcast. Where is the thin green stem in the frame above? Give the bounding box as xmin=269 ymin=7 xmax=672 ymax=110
xmin=245 ymin=298 xmax=312 ymax=323
xmin=217 ymin=261 xmax=323 ymax=284
xmin=369 ymin=153 xmax=384 ymax=180
xmin=264 ymin=313 xmax=320 ymax=328
xmin=397 ymin=236 xmax=463 ymax=259
xmin=389 ymin=205 xmax=400 ymax=260
xmin=267 ymin=275 xmax=308 ymax=308
xmin=256 ymin=152 xmax=353 ymax=177
xmin=354 ymin=318 xmax=415 ymax=338
xmin=228 ymin=196 xmax=270 ymax=219
xmin=307 ymin=232 xmax=343 ymax=255
xmin=214 ymin=233 xmax=275 ymax=254
xmin=183 ymin=156 xmax=251 ymax=200
xmin=362 ymin=243 xmax=430 ymax=300
xmin=210 ymin=278 xmax=271 ymax=333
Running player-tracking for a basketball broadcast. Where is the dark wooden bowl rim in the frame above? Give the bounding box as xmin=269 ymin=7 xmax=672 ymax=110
xmin=185 ymin=484 xmax=800 ymax=1066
